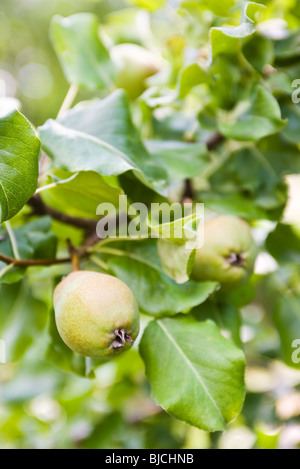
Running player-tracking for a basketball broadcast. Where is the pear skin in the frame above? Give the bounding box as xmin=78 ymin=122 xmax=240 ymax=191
xmin=192 ymin=215 xmax=257 ymax=290
xmin=54 ymin=271 xmax=140 ymax=360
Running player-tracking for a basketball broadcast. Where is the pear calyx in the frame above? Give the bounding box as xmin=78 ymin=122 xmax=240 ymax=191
xmin=111 ymin=329 xmax=134 ymax=349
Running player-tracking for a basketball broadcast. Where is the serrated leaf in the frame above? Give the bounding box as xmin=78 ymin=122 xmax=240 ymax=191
xmin=0 ymin=109 xmax=40 ymax=222
xmin=140 ymin=317 xmax=246 ymax=431
xmin=38 ymin=90 xmax=167 ymax=195
xmin=50 ymin=13 xmax=115 ymax=90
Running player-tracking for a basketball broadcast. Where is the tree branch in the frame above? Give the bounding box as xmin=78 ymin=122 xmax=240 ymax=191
xmin=28 ymin=194 xmax=97 ymax=232
xmin=0 ymin=252 xmax=72 ymax=267
xmin=0 ymin=232 xmax=99 ymax=268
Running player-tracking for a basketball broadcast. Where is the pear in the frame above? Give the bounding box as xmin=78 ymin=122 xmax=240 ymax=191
xmin=54 ymin=271 xmax=140 ymax=360
xmin=192 ymin=215 xmax=257 ymax=289
xmin=111 ymin=43 xmax=162 ymax=99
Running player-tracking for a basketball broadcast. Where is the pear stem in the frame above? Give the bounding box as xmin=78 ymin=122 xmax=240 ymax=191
xmin=67 ymin=239 xmax=80 ymax=272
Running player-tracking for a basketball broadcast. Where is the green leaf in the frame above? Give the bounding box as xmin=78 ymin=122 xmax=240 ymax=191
xmin=177 ymin=62 xmax=209 ymax=98
xmin=100 ymin=241 xmax=217 ymax=316
xmin=0 ymin=363 xmax=60 ymax=404
xmin=274 ymin=30 xmax=300 ymax=63
xmin=140 ymin=316 xmax=246 ymax=431
xmin=199 ymin=191 xmax=273 ymax=220
xmin=0 ymin=109 xmax=40 ymax=222
xmin=181 ymin=0 xmax=235 ymax=18
xmin=207 ymin=56 xmax=247 ymax=110
xmin=38 ymin=90 xmax=167 ymax=195
xmin=210 ymin=24 xmax=255 ymax=59
xmin=0 ymin=217 xmax=57 ymax=284
xmin=192 ymin=300 xmax=243 ymax=348
xmin=144 ymin=139 xmax=210 ymax=182
xmin=50 ymin=13 xmax=115 ymax=90
xmin=127 ymin=0 xmax=166 ymax=11
xmin=242 ymin=1 xmax=266 ymax=23
xmin=157 ymin=238 xmax=196 ymax=284
xmin=210 ymin=2 xmax=265 ymax=59
xmin=242 ymin=34 xmax=274 ymax=73
xmin=40 ymin=170 xmax=123 ymax=220
xmin=0 ymin=281 xmax=49 ymax=361
xmin=280 ymin=102 xmax=300 ymax=145
xmin=148 ymin=211 xmax=201 ymax=244
xmin=219 ymin=85 xmax=287 ymax=141
xmin=108 ymin=258 xmax=217 ymax=317
xmin=266 ymin=223 xmax=300 ymax=264
xmin=258 ymin=134 xmax=300 ymax=175
xmin=198 ymin=136 xmax=294 ymax=220
xmin=273 ymin=294 xmax=300 ymax=369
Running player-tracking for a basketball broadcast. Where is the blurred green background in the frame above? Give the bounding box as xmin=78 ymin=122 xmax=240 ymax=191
xmin=0 ymin=0 xmax=127 ymax=125
xmin=1 ymin=0 xmax=300 ymax=449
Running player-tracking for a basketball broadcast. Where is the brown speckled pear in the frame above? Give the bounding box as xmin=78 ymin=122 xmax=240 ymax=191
xmin=54 ymin=271 xmax=140 ymax=360
xmin=192 ymin=215 xmax=257 ymax=290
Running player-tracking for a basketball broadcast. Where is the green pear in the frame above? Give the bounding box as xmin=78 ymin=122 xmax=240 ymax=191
xmin=111 ymin=43 xmax=162 ymax=99
xmin=54 ymin=271 xmax=140 ymax=360
xmin=192 ymin=215 xmax=257 ymax=289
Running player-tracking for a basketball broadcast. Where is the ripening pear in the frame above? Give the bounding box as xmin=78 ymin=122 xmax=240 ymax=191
xmin=111 ymin=43 xmax=162 ymax=99
xmin=192 ymin=215 xmax=257 ymax=290
xmin=54 ymin=271 xmax=140 ymax=361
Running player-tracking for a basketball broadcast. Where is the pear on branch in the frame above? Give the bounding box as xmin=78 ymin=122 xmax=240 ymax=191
xmin=192 ymin=215 xmax=257 ymax=290
xmin=54 ymin=271 xmax=140 ymax=361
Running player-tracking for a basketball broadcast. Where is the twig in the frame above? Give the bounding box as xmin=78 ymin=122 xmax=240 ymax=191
xmin=28 ymin=194 xmax=97 ymax=232
xmin=0 ymin=231 xmax=100 ymax=269
xmin=182 ymin=178 xmax=194 ymax=202
xmin=0 ymin=253 xmax=71 ymax=267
